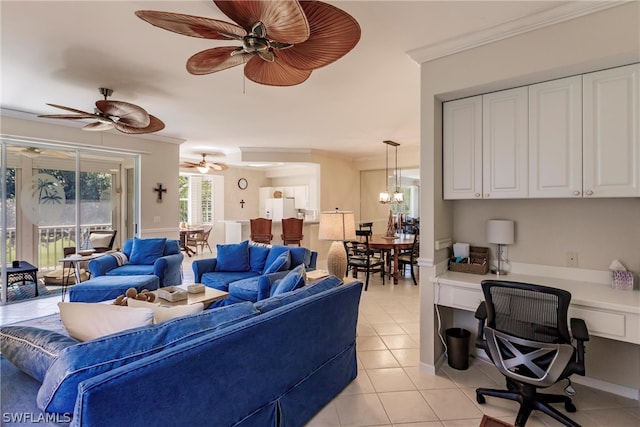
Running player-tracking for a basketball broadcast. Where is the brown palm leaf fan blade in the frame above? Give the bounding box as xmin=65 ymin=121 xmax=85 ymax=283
xmin=38 ymin=89 xmax=165 ymax=134
xmin=135 ymin=0 xmax=360 ymax=87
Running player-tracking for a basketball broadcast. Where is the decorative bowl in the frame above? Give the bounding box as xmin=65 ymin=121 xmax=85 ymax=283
xmin=78 ymin=249 xmax=96 ymax=256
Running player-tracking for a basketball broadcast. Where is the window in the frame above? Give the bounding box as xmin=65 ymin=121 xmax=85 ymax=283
xmin=179 ymin=174 xmax=215 ymax=225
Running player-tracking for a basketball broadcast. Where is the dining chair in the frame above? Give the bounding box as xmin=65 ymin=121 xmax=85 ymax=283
xmin=397 ymin=232 xmax=419 ymax=285
xmin=250 ymin=218 xmax=273 ymax=244
xmin=344 ymin=230 xmax=385 ymax=291
xmin=281 ymin=218 xmax=304 ymax=246
xmin=187 ymin=225 xmax=213 ymax=254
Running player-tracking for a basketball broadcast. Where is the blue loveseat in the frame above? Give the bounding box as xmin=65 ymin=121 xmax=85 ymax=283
xmin=192 ymin=240 xmax=318 ymax=303
xmin=88 ymin=237 xmax=184 ymax=287
xmin=0 ymin=276 xmax=363 ymax=426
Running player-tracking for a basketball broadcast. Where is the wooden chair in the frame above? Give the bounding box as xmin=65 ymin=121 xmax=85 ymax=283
xmin=281 ymin=218 xmax=303 ymax=246
xmin=344 ymin=230 xmax=385 ymax=291
xmin=397 ymin=232 xmax=419 ymax=286
xmin=250 ymin=218 xmax=273 ymax=244
xmin=187 ymin=225 xmax=213 ymax=254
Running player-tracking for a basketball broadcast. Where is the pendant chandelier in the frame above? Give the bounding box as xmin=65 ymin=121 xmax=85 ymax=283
xmin=379 ymin=140 xmax=402 ymax=204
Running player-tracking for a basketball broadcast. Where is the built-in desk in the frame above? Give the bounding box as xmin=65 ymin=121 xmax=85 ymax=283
xmin=432 ymin=271 xmax=640 ymax=345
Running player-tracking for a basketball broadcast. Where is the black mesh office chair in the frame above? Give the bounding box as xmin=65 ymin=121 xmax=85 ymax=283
xmin=475 ymin=280 xmax=589 ymax=427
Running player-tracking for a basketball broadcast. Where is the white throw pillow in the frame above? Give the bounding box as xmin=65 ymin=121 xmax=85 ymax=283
xmin=58 ymin=302 xmax=154 ymax=342
xmin=89 ymin=233 xmax=113 ymax=248
xmin=127 ymin=299 xmax=204 ymax=324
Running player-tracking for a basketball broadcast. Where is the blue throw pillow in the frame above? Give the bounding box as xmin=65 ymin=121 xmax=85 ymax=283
xmin=263 ymin=246 xmax=289 ymax=270
xmin=129 ymin=238 xmax=167 ymax=265
xmin=263 ymin=251 xmax=290 ymax=274
xmin=215 ymin=241 xmax=250 ymax=272
xmin=287 ymin=247 xmax=312 ymax=267
xmin=163 ymin=239 xmax=181 ymax=255
xmin=249 ymin=245 xmax=270 ymax=273
xmin=271 ymin=264 xmax=306 ymax=296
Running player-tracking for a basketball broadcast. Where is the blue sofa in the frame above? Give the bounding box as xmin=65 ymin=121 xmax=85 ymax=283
xmin=88 ymin=237 xmax=184 ymax=286
xmin=192 ymin=240 xmax=318 ymax=303
xmin=0 ymin=276 xmax=362 ymax=427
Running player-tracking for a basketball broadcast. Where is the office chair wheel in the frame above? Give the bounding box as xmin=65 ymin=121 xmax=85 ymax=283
xmin=565 ymin=402 xmax=576 ymax=413
xmin=476 ymin=393 xmax=486 ymax=404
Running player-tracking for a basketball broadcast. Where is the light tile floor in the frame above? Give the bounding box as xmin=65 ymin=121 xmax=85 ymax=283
xmin=2 ymin=254 xmax=639 ymax=427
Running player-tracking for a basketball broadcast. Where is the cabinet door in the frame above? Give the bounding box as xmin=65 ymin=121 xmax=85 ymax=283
xmin=529 ymin=76 xmax=583 ymax=198
xmin=293 ymin=186 xmax=309 ymax=209
xmin=583 ymin=64 xmax=640 ymax=197
xmin=483 ymin=87 xmax=528 ymax=198
xmin=443 ymin=96 xmax=482 ymax=199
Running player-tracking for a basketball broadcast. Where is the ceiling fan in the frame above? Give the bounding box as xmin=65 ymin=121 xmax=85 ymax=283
xmin=180 ymin=153 xmax=228 ymax=173
xmin=38 ymin=88 xmax=165 ymax=134
xmin=135 ymin=0 xmax=361 ymax=86
xmin=10 ymin=146 xmax=70 ymax=159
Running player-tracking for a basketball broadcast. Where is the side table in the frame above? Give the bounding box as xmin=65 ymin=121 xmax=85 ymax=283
xmin=6 ymin=261 xmax=39 ymax=297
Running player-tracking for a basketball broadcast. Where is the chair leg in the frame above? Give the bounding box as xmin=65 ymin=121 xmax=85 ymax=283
xmin=410 ymin=264 xmax=417 ymax=286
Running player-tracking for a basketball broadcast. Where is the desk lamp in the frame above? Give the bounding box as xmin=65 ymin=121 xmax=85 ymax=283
xmin=318 ymin=209 xmax=356 ymax=278
xmin=486 ymin=219 xmax=514 ymax=276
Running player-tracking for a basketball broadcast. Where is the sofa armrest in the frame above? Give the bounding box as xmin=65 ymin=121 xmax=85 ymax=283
xmin=153 ymin=253 xmax=184 ymax=286
xmin=88 ymin=255 xmax=119 ymax=277
xmin=192 ymin=258 xmax=218 ymax=283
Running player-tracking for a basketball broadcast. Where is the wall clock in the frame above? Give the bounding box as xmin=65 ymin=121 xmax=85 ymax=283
xmin=238 ymin=178 xmax=248 ymax=190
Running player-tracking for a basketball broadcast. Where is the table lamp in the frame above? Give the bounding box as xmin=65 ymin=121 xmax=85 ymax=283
xmin=486 ymin=219 xmax=514 ymax=276
xmin=318 ymin=210 xmax=356 ymax=278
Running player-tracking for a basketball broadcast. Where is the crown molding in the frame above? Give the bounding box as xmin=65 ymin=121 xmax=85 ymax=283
xmin=407 ymin=1 xmax=626 ymax=64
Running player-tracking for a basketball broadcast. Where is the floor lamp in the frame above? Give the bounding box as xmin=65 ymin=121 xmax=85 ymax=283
xmin=318 ymin=210 xmax=356 ymax=278
xmin=487 ymin=219 xmax=514 ymax=276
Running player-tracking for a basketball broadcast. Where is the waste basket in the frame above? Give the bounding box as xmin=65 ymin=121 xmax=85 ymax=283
xmin=445 ymin=327 xmax=471 ymax=370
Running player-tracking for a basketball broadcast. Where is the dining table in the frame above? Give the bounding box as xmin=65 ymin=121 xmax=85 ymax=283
xmin=368 ymin=234 xmax=415 ymax=284
xmin=179 ymin=227 xmax=204 ymax=257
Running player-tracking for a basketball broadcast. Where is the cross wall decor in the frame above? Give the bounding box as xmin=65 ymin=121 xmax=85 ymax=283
xmin=153 ymin=183 xmax=167 ymax=203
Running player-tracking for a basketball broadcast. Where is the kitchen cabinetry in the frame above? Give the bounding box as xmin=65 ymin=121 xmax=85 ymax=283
xmin=583 ymin=64 xmax=639 ymax=198
xmin=444 ymin=64 xmax=639 ymax=200
xmin=293 ymin=186 xmax=309 ymax=209
xmin=443 ymin=96 xmax=482 ymax=199
xmin=482 ymin=87 xmax=528 ymax=198
xmin=529 ymin=76 xmax=583 ymax=198
xmin=443 ymin=87 xmax=527 ymax=200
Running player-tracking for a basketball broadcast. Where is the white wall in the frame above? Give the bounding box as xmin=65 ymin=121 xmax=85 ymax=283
xmin=418 ymin=3 xmax=640 ymax=389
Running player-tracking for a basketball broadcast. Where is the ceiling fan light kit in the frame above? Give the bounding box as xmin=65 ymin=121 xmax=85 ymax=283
xmin=135 ymin=0 xmax=361 ymax=87
xmin=181 ymin=153 xmax=228 ymax=173
xmin=38 ymin=88 xmax=165 ymax=134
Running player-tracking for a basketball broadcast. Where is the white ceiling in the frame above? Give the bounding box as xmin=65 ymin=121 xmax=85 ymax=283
xmin=1 ymin=1 xmax=570 ymax=165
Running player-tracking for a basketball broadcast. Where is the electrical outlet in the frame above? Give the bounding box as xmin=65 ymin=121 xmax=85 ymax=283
xmin=566 ymin=251 xmax=578 ymax=267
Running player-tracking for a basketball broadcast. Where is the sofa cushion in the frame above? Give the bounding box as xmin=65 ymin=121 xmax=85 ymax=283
xmin=263 ymin=245 xmax=288 ymax=270
xmin=229 ymin=276 xmax=271 ymax=302
xmin=215 ymin=241 xmax=250 ymax=272
xmin=105 ymin=264 xmax=155 ymax=277
xmin=271 ymin=264 xmax=306 ymax=296
xmin=287 ymin=246 xmax=312 ymax=268
xmin=249 ymin=244 xmax=270 ymax=273
xmin=263 ymin=250 xmax=290 ymax=274
xmin=129 ymin=237 xmax=167 ymax=265
xmin=163 ymin=239 xmax=181 ymax=255
xmin=58 ymin=302 xmax=155 ymax=341
xmin=127 ymin=299 xmax=204 ymax=324
xmin=38 ymin=302 xmax=259 ymax=414
xmin=201 ymin=271 xmax=259 ymax=292
xmin=69 ymin=274 xmax=159 ymax=303
xmin=0 ymin=327 xmax=78 ymax=382
xmin=255 ymin=275 xmax=343 ymax=313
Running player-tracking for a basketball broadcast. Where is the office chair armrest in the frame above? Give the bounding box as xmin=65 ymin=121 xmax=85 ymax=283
xmin=570 ymin=318 xmax=589 ymax=342
xmin=474 ymin=301 xmax=487 ymax=320
xmin=570 ymin=317 xmax=589 ymax=373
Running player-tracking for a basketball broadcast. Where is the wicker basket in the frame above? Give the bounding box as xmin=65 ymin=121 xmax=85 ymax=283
xmin=449 ymin=246 xmax=489 ymax=275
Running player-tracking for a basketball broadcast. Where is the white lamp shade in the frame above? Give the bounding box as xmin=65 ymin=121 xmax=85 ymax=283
xmin=318 ymin=211 xmax=356 ymax=241
xmin=486 ymin=220 xmax=515 ymax=245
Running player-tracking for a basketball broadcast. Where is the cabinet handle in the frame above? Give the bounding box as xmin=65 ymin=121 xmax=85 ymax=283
xmin=475 ymin=193 xmax=481 ymax=198
xmin=573 ymin=191 xmax=581 ymax=196
xmin=585 ymin=190 xmax=594 ymax=196
xmin=485 ymin=193 xmax=490 ymax=198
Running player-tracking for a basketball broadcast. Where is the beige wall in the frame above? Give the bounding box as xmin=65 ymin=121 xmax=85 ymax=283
xmin=418 ymin=2 xmax=640 ymax=389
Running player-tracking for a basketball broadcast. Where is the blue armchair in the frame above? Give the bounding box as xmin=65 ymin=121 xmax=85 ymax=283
xmin=88 ymin=237 xmax=183 ymax=286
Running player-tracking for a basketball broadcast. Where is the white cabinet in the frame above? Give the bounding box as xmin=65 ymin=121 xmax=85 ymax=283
xmin=529 ymin=76 xmax=583 ymax=198
xmin=293 ymin=185 xmax=309 ymax=209
xmin=443 ymin=96 xmax=483 ymax=199
xmin=482 ymin=87 xmax=529 ymax=198
xmin=583 ymin=64 xmax=640 ymax=198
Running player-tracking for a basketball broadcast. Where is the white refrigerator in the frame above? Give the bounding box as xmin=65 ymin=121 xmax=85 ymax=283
xmin=264 ymin=198 xmax=297 ymax=221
